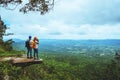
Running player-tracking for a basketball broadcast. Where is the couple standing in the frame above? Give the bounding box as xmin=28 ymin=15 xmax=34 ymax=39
xmin=25 ymin=36 xmax=39 ymax=60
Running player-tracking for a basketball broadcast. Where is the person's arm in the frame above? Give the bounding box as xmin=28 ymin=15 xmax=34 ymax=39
xmin=35 ymin=40 xmax=39 ymax=44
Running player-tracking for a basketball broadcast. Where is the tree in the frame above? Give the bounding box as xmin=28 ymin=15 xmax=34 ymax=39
xmin=0 ymin=16 xmax=13 ymax=51
xmin=0 ymin=16 xmax=7 ymax=40
xmin=0 ymin=0 xmax=54 ymax=15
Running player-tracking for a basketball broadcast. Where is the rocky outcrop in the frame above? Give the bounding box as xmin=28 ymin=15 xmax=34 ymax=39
xmin=0 ymin=57 xmax=43 ymax=67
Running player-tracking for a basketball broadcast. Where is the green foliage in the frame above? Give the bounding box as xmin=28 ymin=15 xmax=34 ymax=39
xmin=0 ymin=0 xmax=54 ymax=15
xmin=0 ymin=52 xmax=120 ymax=80
xmin=0 ymin=17 xmax=7 ymax=39
xmin=0 ymin=47 xmax=5 ymax=53
xmin=0 ymin=61 xmax=22 ymax=80
xmin=18 ymin=53 xmax=120 ymax=80
xmin=0 ymin=17 xmax=14 ymax=52
xmin=0 ymin=50 xmax=24 ymax=57
xmin=2 ymin=39 xmax=14 ymax=51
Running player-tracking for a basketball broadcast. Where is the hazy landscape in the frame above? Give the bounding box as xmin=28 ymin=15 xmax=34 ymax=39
xmin=13 ymin=39 xmax=120 ymax=56
xmin=9 ymin=39 xmax=120 ymax=80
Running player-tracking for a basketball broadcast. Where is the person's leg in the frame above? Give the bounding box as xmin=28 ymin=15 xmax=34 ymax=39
xmin=34 ymin=49 xmax=38 ymax=60
xmin=27 ymin=47 xmax=29 ymax=58
xmin=34 ymin=49 xmax=36 ymax=59
xmin=30 ymin=48 xmax=32 ymax=58
xmin=36 ymin=49 xmax=39 ymax=60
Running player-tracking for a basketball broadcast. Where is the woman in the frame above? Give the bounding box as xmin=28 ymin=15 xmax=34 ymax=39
xmin=32 ymin=36 xmax=39 ymax=60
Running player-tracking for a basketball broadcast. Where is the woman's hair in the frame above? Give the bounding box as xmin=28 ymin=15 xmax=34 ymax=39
xmin=33 ymin=36 xmax=38 ymax=41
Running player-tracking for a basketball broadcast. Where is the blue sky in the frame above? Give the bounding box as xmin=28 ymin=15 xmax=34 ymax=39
xmin=1 ymin=0 xmax=120 ymax=40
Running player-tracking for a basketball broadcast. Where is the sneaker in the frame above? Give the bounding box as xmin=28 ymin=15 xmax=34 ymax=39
xmin=34 ymin=58 xmax=37 ymax=60
xmin=27 ymin=57 xmax=29 ymax=59
xmin=30 ymin=57 xmax=33 ymax=59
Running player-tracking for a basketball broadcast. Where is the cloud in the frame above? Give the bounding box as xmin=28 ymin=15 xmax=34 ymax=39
xmin=2 ymin=0 xmax=120 ymax=25
xmin=1 ymin=0 xmax=120 ymax=39
xmin=4 ymin=20 xmax=120 ymax=40
xmin=52 ymin=0 xmax=120 ymax=25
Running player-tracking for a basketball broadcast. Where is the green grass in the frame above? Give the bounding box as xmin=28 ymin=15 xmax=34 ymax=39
xmin=0 ymin=50 xmax=25 ymax=57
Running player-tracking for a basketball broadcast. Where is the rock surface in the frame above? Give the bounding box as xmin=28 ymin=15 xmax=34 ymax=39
xmin=0 ymin=56 xmax=43 ymax=67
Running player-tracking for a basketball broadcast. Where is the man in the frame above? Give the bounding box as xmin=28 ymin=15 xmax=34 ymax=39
xmin=25 ymin=36 xmax=33 ymax=58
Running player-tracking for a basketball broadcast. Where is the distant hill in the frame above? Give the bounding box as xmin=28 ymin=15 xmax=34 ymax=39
xmin=13 ymin=39 xmax=25 ymax=42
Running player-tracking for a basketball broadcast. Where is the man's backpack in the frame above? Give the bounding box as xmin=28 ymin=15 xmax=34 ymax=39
xmin=25 ymin=40 xmax=29 ymax=47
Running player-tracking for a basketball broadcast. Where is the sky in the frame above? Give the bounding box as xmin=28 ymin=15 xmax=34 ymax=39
xmin=0 ymin=0 xmax=120 ymax=40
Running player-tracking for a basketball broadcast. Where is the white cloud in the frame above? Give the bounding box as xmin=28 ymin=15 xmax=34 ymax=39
xmin=4 ymin=20 xmax=120 ymax=40
xmin=1 ymin=0 xmax=120 ymax=40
